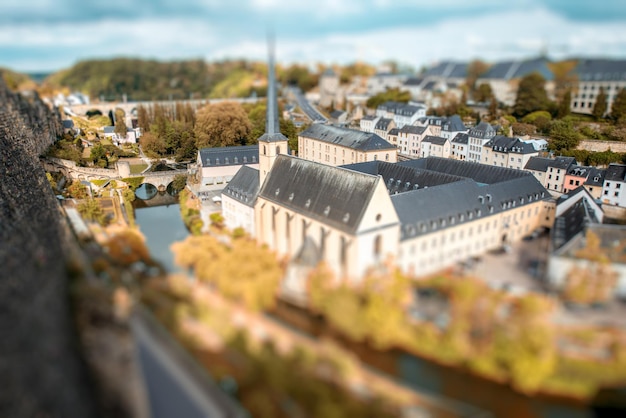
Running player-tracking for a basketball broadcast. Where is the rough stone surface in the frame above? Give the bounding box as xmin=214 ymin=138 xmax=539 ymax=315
xmin=0 ymin=79 xmax=96 ymax=418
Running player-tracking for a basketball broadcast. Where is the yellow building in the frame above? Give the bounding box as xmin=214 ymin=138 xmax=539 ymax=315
xmin=298 ymin=124 xmax=397 ymax=166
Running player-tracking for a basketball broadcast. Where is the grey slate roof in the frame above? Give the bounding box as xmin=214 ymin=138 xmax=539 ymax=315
xmin=378 ymin=101 xmax=425 ymax=116
xmin=605 ymin=164 xmax=626 ymax=182
xmin=451 ymin=133 xmax=469 ymax=145
xmin=198 ymin=145 xmax=259 ymax=167
xmin=62 ymin=120 xmax=74 ymax=129
xmin=399 ymin=157 xmax=530 ymax=184
xmin=422 ymin=81 xmax=437 ymax=91
xmin=361 ymin=115 xmax=378 ymax=121
xmin=574 ymin=59 xmax=626 ymax=82
xmin=404 ymin=77 xmax=424 ymax=86
xmin=468 ymin=121 xmax=496 ymax=139
xmin=567 ymin=165 xmax=592 ymax=178
xmin=258 ymin=155 xmax=381 ymax=234
xmin=300 ymin=124 xmax=396 ymax=151
xmin=480 ymin=57 xmax=553 ymax=81
xmin=392 ymin=174 xmax=548 ymax=241
xmin=524 ymin=156 xmax=552 ymax=172
xmin=222 ymin=165 xmax=260 ymax=207
xmin=548 ymin=156 xmax=576 ymax=170
xmin=584 ymin=167 xmax=606 ymax=187
xmin=484 ymin=135 xmax=537 ymax=154
xmin=442 ymin=115 xmax=466 ymax=132
xmin=422 ymin=135 xmax=448 ymax=146
xmin=388 ymin=128 xmax=400 ymax=136
xmin=341 ymin=160 xmax=466 ymax=192
xmin=375 ymin=118 xmax=393 ymax=131
xmin=399 ymin=125 xmax=427 ymax=135
xmin=330 ymin=110 xmax=346 ymax=119
xmin=424 ymin=61 xmax=468 ymax=79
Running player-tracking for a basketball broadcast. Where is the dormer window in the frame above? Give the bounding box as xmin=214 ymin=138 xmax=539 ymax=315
xmin=324 ymin=206 xmax=330 ymax=216
xmin=275 ymin=188 xmax=280 ymax=196
xmin=305 ymin=198 xmax=311 ymax=208
xmin=343 ymin=213 xmax=350 ymax=223
xmin=289 ymin=192 xmax=294 ymax=201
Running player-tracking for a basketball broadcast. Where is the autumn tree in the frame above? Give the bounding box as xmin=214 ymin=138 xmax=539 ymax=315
xmin=114 ymin=108 xmax=127 ymax=137
xmin=366 ymin=88 xmax=411 ymax=109
xmin=474 ymin=83 xmax=493 ymax=102
xmin=77 ymin=198 xmax=108 ymax=225
xmin=194 ymin=101 xmax=252 ymax=148
xmin=139 ymin=131 xmax=166 ymax=158
xmin=513 ymin=73 xmax=550 ymax=118
xmin=465 ymin=60 xmax=490 ymax=93
xmin=104 ymin=229 xmax=151 ymax=266
xmin=593 ymin=87 xmax=608 ymax=120
xmin=610 ymin=88 xmax=626 ymax=123
xmin=67 ymin=180 xmax=89 ymax=199
xmin=557 ymin=89 xmax=572 ymax=119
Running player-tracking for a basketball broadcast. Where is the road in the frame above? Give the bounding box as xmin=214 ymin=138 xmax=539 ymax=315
xmin=290 ymin=87 xmax=328 ymax=123
xmin=131 ymin=309 xmax=247 ymax=418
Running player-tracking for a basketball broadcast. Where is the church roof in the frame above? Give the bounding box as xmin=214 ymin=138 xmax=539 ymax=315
xmin=198 ymin=145 xmax=259 ymax=167
xmin=258 ymin=155 xmax=380 ymax=234
xmin=222 ymin=165 xmax=260 ymax=207
xmin=300 ymin=124 xmax=396 ymax=151
xmin=399 ymin=156 xmax=529 ymax=184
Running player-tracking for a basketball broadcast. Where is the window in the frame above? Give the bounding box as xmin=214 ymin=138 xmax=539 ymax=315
xmin=605 ymin=190 xmax=609 ymax=195
xmin=569 ymin=179 xmax=574 ymax=185
xmin=615 ymin=191 xmax=620 ymax=197
xmin=618 ymin=184 xmax=622 ymax=189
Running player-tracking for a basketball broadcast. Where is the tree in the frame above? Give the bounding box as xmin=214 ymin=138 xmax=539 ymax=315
xmin=474 ymin=83 xmax=493 ymax=102
xmin=171 ymin=174 xmax=187 ymax=192
xmin=77 ymin=198 xmax=108 ymax=225
xmin=513 ymin=73 xmax=549 ymax=118
xmin=194 ymin=102 xmax=252 ymax=148
xmin=139 ymin=132 xmax=166 ymax=158
xmin=549 ymin=119 xmax=580 ymax=151
xmin=593 ymin=87 xmax=608 ymax=120
xmin=488 ymin=96 xmax=498 ymax=120
xmin=90 ymin=142 xmax=107 ymax=166
xmin=366 ymin=88 xmax=411 ymax=109
xmin=67 ymin=180 xmax=89 ymax=199
xmin=46 ymin=172 xmax=57 ymax=191
xmin=610 ymin=88 xmax=626 ymax=123
xmin=137 ymin=105 xmax=150 ymax=133
xmin=557 ymin=89 xmax=572 ymax=119
xmin=114 ymin=108 xmax=127 ymax=138
xmin=465 ymin=60 xmax=490 ymax=92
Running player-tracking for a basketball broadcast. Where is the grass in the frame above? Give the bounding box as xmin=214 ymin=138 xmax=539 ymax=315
xmin=129 ymin=163 xmax=148 ymax=174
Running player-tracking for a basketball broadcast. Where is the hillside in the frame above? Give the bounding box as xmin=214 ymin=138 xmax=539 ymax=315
xmin=0 ymin=67 xmax=36 ymax=91
xmin=43 ymin=58 xmax=268 ymax=101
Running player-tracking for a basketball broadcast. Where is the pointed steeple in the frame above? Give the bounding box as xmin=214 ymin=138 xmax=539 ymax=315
xmin=259 ymin=32 xmax=288 ymax=143
xmin=259 ymin=32 xmax=288 ymax=185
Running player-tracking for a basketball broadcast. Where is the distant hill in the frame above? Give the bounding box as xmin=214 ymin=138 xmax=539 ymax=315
xmin=43 ymin=58 xmax=268 ymax=101
xmin=0 ymin=68 xmax=36 ymax=91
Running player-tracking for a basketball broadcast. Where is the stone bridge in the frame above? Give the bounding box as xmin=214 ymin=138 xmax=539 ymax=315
xmin=43 ymin=157 xmax=191 ymax=190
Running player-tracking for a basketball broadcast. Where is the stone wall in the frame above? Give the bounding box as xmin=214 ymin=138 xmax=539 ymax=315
xmin=0 ymin=80 xmax=97 ymax=417
xmin=577 ymin=140 xmax=626 ymax=153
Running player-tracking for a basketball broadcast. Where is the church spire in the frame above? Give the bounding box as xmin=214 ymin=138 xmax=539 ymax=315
xmin=259 ymin=32 xmax=288 ymax=185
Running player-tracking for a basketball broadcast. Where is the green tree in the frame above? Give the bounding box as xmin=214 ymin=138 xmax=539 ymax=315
xmin=90 ymin=142 xmax=107 ymax=164
xmin=557 ymin=89 xmax=572 ymax=119
xmin=194 ymin=102 xmax=252 ymax=148
xmin=593 ymin=87 xmax=608 ymax=120
xmin=171 ymin=174 xmax=187 ymax=192
xmin=77 ymin=198 xmax=108 ymax=225
xmin=513 ymin=72 xmax=549 ymax=118
xmin=549 ymin=119 xmax=580 ymax=151
xmin=114 ymin=108 xmax=127 ymax=137
xmin=139 ymin=131 xmax=166 ymax=158
xmin=366 ymin=88 xmax=411 ymax=109
xmin=474 ymin=83 xmax=493 ymax=102
xmin=67 ymin=180 xmax=89 ymax=199
xmin=610 ymin=88 xmax=626 ymax=123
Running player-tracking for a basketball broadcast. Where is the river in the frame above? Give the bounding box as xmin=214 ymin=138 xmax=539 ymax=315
xmin=133 ymin=186 xmax=188 ymax=273
xmin=132 ymin=189 xmax=592 ymax=418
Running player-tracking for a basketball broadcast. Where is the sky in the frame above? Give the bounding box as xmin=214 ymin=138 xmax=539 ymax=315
xmin=2 ymin=0 xmax=626 ymax=73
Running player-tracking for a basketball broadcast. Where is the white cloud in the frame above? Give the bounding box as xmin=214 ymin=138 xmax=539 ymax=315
xmin=2 ymin=6 xmax=626 ymax=72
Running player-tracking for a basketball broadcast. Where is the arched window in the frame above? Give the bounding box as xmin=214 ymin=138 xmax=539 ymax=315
xmin=263 ymin=145 xmax=266 ymax=155
xmin=276 ymin=146 xmax=281 ymax=155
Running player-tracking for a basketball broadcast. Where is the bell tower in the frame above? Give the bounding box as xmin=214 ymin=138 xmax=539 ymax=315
xmin=258 ymin=33 xmax=289 ymax=185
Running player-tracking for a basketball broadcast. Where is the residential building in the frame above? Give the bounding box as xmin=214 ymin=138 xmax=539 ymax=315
xmin=420 ymin=136 xmax=451 ymax=158
xmin=450 ymin=133 xmax=469 ymax=161
xmin=547 ymin=187 xmax=626 ymax=299
xmin=476 ymin=58 xmax=554 ymax=106
xmin=570 ymin=59 xmax=626 ymax=116
xmin=584 ymin=167 xmax=606 ymax=200
xmin=329 ymin=109 xmax=347 ymax=125
xmin=481 ymin=135 xmax=539 ymax=170
xmin=367 ymin=73 xmax=409 ymax=96
xmin=197 ymin=145 xmax=260 ymax=186
xmin=602 ymin=164 xmax=626 ymax=207
xmin=563 ymin=166 xmax=592 ymax=194
xmin=359 ymin=115 xmax=380 ymax=133
xmin=440 ymin=115 xmax=467 ymax=141
xmin=397 ymin=125 xmax=430 ymax=157
xmin=375 ymin=101 xmax=426 ymax=128
xmin=387 ymin=128 xmax=400 ymax=147
xmin=374 ymin=117 xmax=395 ymax=141
xmin=221 ymin=165 xmax=259 ymax=235
xmin=467 ymin=121 xmax=496 ymax=163
xmin=523 ymin=156 xmax=576 ymax=194
xmin=319 ymin=68 xmax=340 ymax=108
xmin=415 ymin=116 xmax=446 ymax=136
xmin=298 ymin=124 xmax=397 ymax=166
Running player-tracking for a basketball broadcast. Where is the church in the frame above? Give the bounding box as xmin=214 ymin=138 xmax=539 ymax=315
xmin=221 ymin=43 xmax=554 ymax=283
